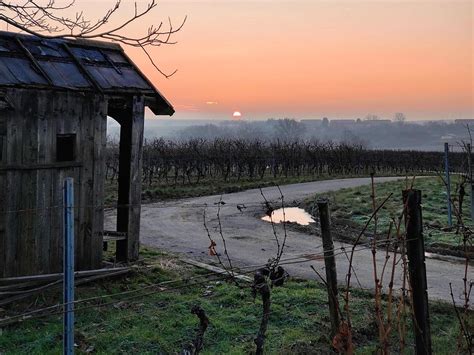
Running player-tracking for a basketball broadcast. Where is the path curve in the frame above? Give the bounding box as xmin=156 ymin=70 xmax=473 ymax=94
xmin=106 ymin=177 xmax=468 ymax=303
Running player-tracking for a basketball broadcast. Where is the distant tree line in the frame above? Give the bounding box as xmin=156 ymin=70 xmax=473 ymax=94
xmin=130 ymin=118 xmax=473 ymax=152
xmin=105 ymin=138 xmax=467 ymax=186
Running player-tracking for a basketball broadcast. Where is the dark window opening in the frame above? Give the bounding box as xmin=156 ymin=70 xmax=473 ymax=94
xmin=56 ymin=134 xmax=76 ymax=162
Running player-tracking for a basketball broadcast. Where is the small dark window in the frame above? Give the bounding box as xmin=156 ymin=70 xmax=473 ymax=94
xmin=56 ymin=134 xmax=76 ymax=162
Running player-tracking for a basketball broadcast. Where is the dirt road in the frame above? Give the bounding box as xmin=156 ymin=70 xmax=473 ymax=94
xmin=106 ymin=177 xmax=469 ymax=303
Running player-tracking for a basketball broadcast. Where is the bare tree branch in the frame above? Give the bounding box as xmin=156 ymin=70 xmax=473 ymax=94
xmin=0 ymin=0 xmax=186 ymax=77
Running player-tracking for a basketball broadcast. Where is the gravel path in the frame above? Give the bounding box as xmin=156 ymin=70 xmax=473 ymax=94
xmin=105 ymin=177 xmax=469 ymax=303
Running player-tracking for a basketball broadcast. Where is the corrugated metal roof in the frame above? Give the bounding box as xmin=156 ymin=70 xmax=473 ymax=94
xmin=0 ymin=31 xmax=174 ymax=115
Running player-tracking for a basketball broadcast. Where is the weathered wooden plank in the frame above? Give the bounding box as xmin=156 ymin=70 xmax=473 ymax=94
xmin=4 ymin=94 xmax=22 ymax=276
xmin=77 ymin=92 xmax=90 ymax=270
xmin=35 ymin=94 xmax=52 ymax=275
xmin=18 ymin=170 xmax=37 ymax=276
xmin=181 ymin=259 xmax=252 ymax=283
xmin=91 ymin=96 xmax=107 ymax=268
xmin=0 ymin=162 xmax=83 ymax=171
xmin=0 ymin=170 xmax=5 ymax=278
xmin=0 ymin=108 xmax=7 ymax=277
xmin=0 ymin=267 xmax=130 ymax=284
xmin=127 ymin=96 xmax=145 ymax=261
xmin=49 ymin=166 xmax=62 ymax=274
xmin=5 ymin=171 xmax=21 ymax=276
xmin=35 ymin=169 xmax=51 ymax=274
xmin=0 ymin=269 xmax=130 ymax=310
xmin=19 ymin=93 xmax=39 ymax=276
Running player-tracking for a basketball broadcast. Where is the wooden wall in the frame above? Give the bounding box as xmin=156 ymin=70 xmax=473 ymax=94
xmin=0 ymin=89 xmax=107 ymax=277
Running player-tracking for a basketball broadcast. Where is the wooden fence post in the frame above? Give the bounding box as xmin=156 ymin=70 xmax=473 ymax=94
xmin=467 ymin=143 xmax=474 ymax=221
xmin=444 ymin=143 xmax=453 ymax=227
xmin=63 ymin=178 xmax=75 ymax=355
xmin=317 ymin=199 xmax=340 ymax=337
xmin=403 ymin=189 xmax=432 ymax=355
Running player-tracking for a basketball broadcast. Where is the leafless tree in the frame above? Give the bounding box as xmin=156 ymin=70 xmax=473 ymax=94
xmin=0 ymin=0 xmax=186 ymax=77
xmin=394 ymin=112 xmax=406 ymax=123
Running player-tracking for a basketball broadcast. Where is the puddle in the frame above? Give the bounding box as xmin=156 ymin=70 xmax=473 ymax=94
xmin=261 ymin=207 xmax=315 ymax=226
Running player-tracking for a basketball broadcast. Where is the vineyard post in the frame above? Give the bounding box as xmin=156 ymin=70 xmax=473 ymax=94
xmin=403 ymin=189 xmax=432 ymax=355
xmin=467 ymin=143 xmax=474 ymax=220
xmin=444 ymin=142 xmax=453 ymax=226
xmin=317 ymin=199 xmax=340 ymax=337
xmin=63 ymin=178 xmax=75 ymax=355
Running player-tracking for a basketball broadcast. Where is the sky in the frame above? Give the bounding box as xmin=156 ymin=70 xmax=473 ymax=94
xmin=4 ymin=1 xmax=473 ymax=121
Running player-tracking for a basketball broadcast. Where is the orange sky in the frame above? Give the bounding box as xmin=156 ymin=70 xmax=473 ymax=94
xmin=5 ymin=1 xmax=474 ymax=120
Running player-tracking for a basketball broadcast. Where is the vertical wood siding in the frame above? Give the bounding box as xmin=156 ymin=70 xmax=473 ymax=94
xmin=0 ymin=89 xmax=107 ymax=277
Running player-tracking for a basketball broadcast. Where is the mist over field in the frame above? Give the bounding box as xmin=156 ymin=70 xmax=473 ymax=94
xmin=107 ymin=118 xmax=474 ymax=151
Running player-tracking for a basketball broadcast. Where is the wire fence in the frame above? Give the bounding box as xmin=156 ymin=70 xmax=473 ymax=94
xmin=0 ymin=235 xmax=428 ymax=327
xmin=0 ymin=177 xmax=472 ymax=353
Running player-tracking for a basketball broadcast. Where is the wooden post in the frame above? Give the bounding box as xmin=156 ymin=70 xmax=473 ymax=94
xmin=317 ymin=199 xmax=340 ymax=337
xmin=444 ymin=143 xmax=453 ymax=227
xmin=113 ymin=96 xmax=145 ymax=262
xmin=403 ymin=189 xmax=432 ymax=355
xmin=63 ymin=178 xmax=75 ymax=355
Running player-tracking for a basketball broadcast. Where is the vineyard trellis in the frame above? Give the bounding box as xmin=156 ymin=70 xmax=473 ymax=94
xmin=105 ymin=138 xmax=468 ymax=187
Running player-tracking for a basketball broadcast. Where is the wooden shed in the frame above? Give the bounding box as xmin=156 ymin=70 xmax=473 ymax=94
xmin=0 ymin=31 xmax=174 ymax=277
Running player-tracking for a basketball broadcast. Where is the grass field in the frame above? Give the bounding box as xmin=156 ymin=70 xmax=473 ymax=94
xmin=105 ymin=174 xmax=351 ymax=205
xmin=309 ymin=176 xmax=473 ymax=249
xmin=0 ymin=248 xmax=467 ymax=354
xmin=104 ymin=173 xmax=416 ymax=206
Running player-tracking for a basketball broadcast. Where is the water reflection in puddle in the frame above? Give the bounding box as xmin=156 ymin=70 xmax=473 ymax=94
xmin=261 ymin=207 xmax=315 ymax=226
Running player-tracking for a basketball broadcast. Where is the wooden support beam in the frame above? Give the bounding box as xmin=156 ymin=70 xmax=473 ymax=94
xmin=62 ymin=43 xmax=103 ymax=93
xmin=0 ymin=267 xmax=130 ymax=284
xmin=114 ymin=96 xmax=145 ymax=262
xmin=0 ymin=268 xmax=130 ymax=309
xmin=15 ymin=38 xmax=54 ymax=86
xmin=0 ymin=162 xmax=82 ymax=171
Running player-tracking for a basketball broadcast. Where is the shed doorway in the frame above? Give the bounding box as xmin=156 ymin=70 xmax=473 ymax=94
xmin=103 ymin=96 xmax=145 ymax=263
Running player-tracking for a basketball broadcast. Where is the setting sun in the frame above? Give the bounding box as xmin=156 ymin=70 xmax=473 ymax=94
xmin=232 ymin=111 xmax=242 ymax=118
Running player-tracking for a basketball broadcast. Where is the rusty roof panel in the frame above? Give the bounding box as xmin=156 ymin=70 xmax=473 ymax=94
xmin=85 ymin=65 xmax=150 ymax=90
xmin=70 ymin=46 xmax=106 ymax=63
xmin=0 ymin=38 xmax=21 ymax=54
xmin=39 ymin=61 xmax=90 ymax=88
xmin=24 ymin=40 xmax=67 ymax=58
xmin=102 ymin=50 xmax=128 ymax=64
xmin=0 ymin=60 xmax=17 ymax=84
xmin=120 ymin=67 xmax=151 ymax=88
xmin=0 ymin=57 xmax=48 ymax=85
